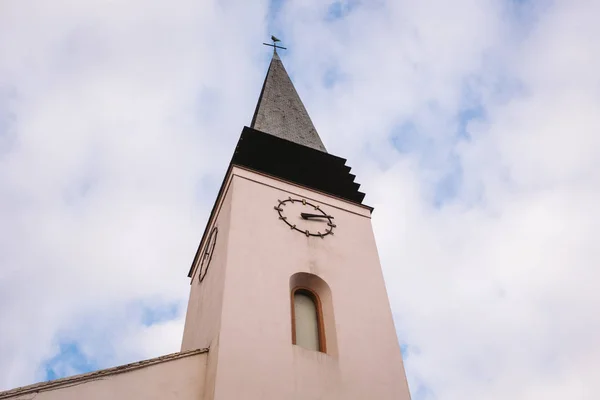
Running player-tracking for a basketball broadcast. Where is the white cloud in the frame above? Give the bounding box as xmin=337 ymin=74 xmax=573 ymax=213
xmin=0 ymin=0 xmax=269 ymax=388
xmin=1 ymin=0 xmax=599 ymax=399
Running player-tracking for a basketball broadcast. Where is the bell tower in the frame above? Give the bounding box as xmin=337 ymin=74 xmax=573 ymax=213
xmin=181 ymin=48 xmax=412 ymax=400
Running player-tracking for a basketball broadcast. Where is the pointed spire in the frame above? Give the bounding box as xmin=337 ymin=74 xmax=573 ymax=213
xmin=250 ymin=52 xmax=327 ymax=152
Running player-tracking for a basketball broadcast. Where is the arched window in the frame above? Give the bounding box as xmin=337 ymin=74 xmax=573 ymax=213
xmin=291 ymin=288 xmax=326 ymax=352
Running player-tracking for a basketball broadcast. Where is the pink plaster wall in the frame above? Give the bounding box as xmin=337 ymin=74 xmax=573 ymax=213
xmin=2 ymin=352 xmax=207 ymax=400
xmin=5 ymin=164 xmax=412 ymax=400
xmin=181 ymin=178 xmax=234 ymax=353
xmin=206 ymin=167 xmax=411 ymax=400
xmin=2 ymin=164 xmax=411 ymax=400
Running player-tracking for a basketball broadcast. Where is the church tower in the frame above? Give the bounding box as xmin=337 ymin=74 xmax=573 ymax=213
xmin=181 ymin=49 xmax=412 ymax=400
xmin=0 ymin=46 xmax=413 ymax=400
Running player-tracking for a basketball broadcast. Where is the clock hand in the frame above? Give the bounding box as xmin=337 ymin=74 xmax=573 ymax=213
xmin=301 ymin=213 xmax=334 ymax=220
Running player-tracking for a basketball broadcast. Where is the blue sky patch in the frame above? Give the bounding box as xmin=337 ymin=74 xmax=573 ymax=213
xmin=413 ymin=382 xmax=436 ymax=400
xmin=456 ymin=105 xmax=484 ymax=141
xmin=389 ymin=118 xmax=465 ymax=207
xmin=140 ymin=301 xmax=180 ymax=327
xmin=269 ymin=0 xmax=286 ymax=17
xmin=326 ymin=0 xmax=359 ymax=21
xmin=44 ymin=341 xmax=98 ymax=381
xmin=322 ymin=65 xmax=345 ymax=88
xmin=400 ymin=343 xmax=409 ymax=357
xmin=433 ymin=154 xmax=463 ymax=208
xmin=390 ymin=121 xmax=431 ymax=155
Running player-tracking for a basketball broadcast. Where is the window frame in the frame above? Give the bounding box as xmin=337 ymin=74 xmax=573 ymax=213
xmin=290 ymin=286 xmax=327 ymax=353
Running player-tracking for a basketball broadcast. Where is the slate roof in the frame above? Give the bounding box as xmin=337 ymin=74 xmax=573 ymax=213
xmin=187 ymin=50 xmax=370 ymax=278
xmin=250 ymin=51 xmax=327 ymax=152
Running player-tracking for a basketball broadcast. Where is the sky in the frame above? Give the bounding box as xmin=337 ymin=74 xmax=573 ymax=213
xmin=1 ymin=0 xmax=599 ymax=399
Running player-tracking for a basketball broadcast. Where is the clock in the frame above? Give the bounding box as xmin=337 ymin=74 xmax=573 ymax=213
xmin=198 ymin=226 xmax=218 ymax=282
xmin=274 ymin=197 xmax=336 ymax=237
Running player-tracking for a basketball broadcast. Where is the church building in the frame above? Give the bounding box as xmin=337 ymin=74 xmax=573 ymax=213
xmin=0 ymin=47 xmax=412 ymax=400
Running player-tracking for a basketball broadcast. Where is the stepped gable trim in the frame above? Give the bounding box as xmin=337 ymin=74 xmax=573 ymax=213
xmin=232 ymin=127 xmax=366 ymax=204
xmin=0 ymin=348 xmax=209 ymax=399
xmin=187 ymin=126 xmax=371 ymax=278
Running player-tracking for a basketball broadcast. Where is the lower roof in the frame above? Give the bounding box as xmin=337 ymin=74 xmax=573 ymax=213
xmin=0 ymin=348 xmax=208 ymax=399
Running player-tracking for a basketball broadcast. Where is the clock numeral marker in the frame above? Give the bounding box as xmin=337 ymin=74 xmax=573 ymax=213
xmin=275 ymin=199 xmax=334 ymax=238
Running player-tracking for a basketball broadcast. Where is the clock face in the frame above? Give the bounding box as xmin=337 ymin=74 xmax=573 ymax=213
xmin=274 ymin=197 xmax=336 ymax=237
xmin=198 ymin=226 xmax=218 ymax=282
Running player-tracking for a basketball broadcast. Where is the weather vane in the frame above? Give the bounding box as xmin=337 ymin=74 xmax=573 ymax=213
xmin=263 ymin=35 xmax=287 ymax=53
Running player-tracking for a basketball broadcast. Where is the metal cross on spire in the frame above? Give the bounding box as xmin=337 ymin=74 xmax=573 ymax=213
xmin=263 ymin=35 xmax=287 ymax=53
